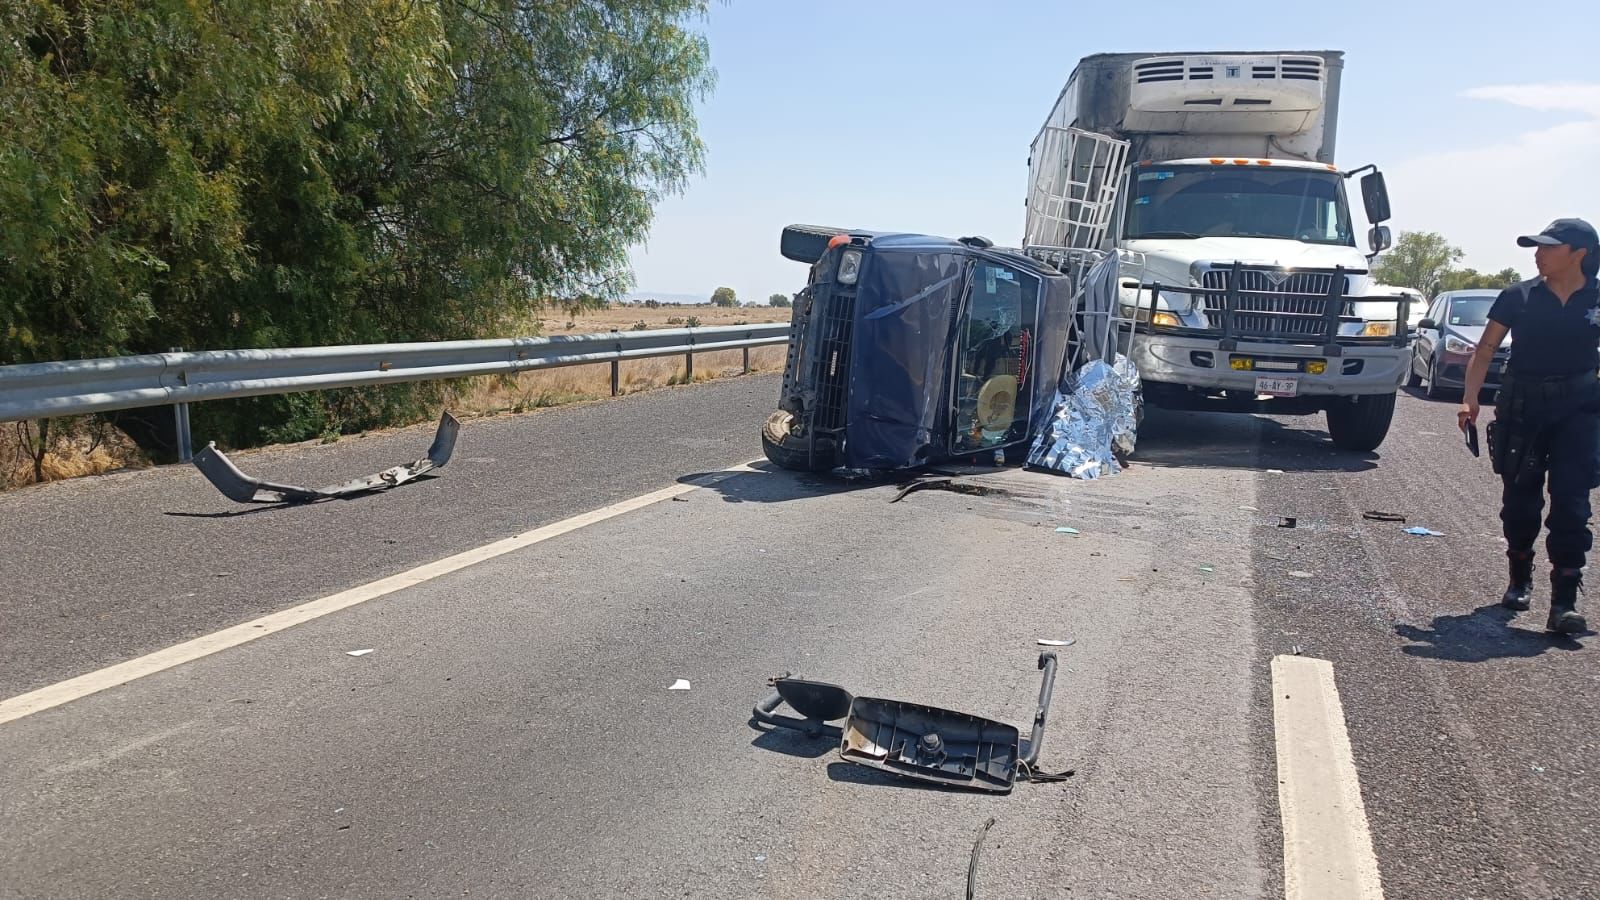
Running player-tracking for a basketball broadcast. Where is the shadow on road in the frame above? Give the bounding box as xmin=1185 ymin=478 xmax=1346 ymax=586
xmin=748 ymin=726 xmax=835 ymax=760
xmin=822 ymin=762 xmax=984 ymax=794
xmin=684 ymin=464 xmax=898 ymax=505
xmin=1132 ymin=407 xmax=1379 ymax=474
xmin=1396 ymin=603 xmax=1588 ymax=661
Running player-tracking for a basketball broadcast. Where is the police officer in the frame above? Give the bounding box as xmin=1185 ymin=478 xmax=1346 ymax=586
xmin=1460 ymin=218 xmax=1600 ymax=634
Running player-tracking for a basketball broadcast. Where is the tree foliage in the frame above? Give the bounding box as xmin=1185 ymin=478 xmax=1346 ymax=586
xmin=710 ymin=285 xmax=736 ymax=307
xmin=768 ymin=293 xmax=791 ymax=308
xmin=0 ymin=0 xmax=713 ymax=446
xmin=1439 ymin=267 xmax=1522 ymax=292
xmin=1372 ymin=231 xmax=1463 ymax=298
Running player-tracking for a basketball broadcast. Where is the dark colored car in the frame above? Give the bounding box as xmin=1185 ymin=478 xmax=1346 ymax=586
xmin=1408 ymin=289 xmax=1508 ymax=399
xmin=762 ymin=226 xmax=1079 ymax=472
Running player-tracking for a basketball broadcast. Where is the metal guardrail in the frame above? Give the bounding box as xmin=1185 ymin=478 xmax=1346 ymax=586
xmin=0 ymin=323 xmax=792 ymax=457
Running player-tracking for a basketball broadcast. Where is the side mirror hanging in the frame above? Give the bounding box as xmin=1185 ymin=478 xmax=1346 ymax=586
xmin=1368 ymin=224 xmax=1392 ymax=254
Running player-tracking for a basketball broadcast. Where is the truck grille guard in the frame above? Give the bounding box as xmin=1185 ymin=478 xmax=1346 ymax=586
xmin=1138 ymin=261 xmax=1412 ymax=355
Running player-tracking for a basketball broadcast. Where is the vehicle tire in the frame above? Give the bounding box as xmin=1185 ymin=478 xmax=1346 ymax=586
xmin=761 ymin=412 xmax=832 ymax=472
xmin=1405 ymin=351 xmax=1423 ymax=388
xmin=1424 ymin=355 xmax=1446 ymax=400
xmin=1326 ymin=392 xmax=1396 ymax=452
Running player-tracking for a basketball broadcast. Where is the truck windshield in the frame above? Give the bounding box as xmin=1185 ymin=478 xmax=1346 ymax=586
xmin=1124 ymin=166 xmax=1355 ymax=246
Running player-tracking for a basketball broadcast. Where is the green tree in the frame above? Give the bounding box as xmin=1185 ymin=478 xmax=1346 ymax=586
xmin=768 ymin=293 xmax=792 ymax=308
xmin=1372 ymin=231 xmax=1463 ymax=297
xmin=711 ymin=286 xmax=737 ymax=307
xmin=1 ymin=0 xmax=714 ymax=447
xmin=1440 ymin=267 xmax=1522 ymax=291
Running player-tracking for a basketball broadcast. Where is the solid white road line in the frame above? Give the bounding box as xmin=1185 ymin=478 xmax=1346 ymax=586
xmin=1272 ymin=654 xmax=1385 ymax=900
xmin=0 ymin=463 xmax=757 ymax=727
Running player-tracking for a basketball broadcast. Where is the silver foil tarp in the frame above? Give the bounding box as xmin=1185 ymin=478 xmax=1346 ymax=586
xmin=1027 ymin=354 xmax=1141 ymax=479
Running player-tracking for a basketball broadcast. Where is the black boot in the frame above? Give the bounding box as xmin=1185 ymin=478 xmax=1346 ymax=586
xmin=1501 ymin=551 xmax=1535 ymax=611
xmin=1548 ymin=568 xmax=1588 ymax=634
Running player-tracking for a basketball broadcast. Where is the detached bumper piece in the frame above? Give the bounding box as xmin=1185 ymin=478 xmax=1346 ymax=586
xmin=751 ymin=652 xmax=1061 ymax=793
xmin=193 ymin=411 xmax=460 ymax=504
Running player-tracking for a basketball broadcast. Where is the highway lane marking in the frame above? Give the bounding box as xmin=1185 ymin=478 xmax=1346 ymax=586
xmin=0 ymin=462 xmax=759 ymax=727
xmin=1272 ymin=654 xmax=1385 ymax=900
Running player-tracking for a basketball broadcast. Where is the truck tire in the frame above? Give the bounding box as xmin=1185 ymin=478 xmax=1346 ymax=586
xmin=780 ymin=224 xmax=850 ymax=264
xmin=1326 ymin=392 xmax=1396 ymax=452
xmin=761 ymin=432 xmax=832 ymax=472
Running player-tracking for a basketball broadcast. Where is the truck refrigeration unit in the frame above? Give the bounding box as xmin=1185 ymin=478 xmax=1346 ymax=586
xmin=1028 ymin=51 xmax=1411 ymax=451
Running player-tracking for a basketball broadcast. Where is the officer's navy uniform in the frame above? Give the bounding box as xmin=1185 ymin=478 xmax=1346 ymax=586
xmin=1486 ymin=218 xmax=1600 ymax=633
xmin=1489 ymin=276 xmax=1600 ymax=567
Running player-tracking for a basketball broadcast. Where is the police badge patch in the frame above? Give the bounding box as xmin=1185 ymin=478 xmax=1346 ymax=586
xmin=1587 ymin=305 xmax=1600 ymax=328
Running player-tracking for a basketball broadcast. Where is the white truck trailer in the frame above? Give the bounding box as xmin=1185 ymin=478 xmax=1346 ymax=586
xmin=1027 ymin=51 xmax=1410 ymax=451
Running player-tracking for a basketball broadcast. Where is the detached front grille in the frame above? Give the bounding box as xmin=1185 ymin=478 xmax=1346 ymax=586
xmin=809 ymin=284 xmax=856 ymax=431
xmin=1199 ymin=267 xmax=1357 ymax=339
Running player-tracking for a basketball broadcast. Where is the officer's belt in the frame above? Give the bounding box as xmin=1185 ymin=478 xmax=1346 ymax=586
xmin=1500 ymin=369 xmax=1599 ymax=400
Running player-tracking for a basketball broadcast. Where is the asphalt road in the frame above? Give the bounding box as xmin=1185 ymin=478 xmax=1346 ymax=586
xmin=2 ymin=378 xmax=1596 ymax=898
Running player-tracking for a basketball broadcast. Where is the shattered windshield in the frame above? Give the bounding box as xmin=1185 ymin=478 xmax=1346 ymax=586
xmin=1124 ymin=166 xmax=1355 ymax=246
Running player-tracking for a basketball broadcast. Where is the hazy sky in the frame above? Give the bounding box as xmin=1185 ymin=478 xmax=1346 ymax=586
xmin=625 ymin=0 xmax=1600 ymax=304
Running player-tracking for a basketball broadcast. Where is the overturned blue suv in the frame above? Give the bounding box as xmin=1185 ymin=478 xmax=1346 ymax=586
xmin=762 ymin=225 xmax=1082 ymax=473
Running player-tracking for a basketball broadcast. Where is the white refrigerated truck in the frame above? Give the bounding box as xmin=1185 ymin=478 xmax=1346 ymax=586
xmin=1027 ymin=51 xmax=1410 ymax=451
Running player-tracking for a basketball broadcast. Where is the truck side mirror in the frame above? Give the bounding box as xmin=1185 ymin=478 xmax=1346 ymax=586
xmin=1417 ymin=318 xmax=1436 ymax=331
xmin=1368 ymin=224 xmax=1392 ymax=254
xmin=1360 ymin=171 xmax=1392 ymax=224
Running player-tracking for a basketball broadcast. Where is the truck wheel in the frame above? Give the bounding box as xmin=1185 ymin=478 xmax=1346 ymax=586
xmin=762 ymin=433 xmax=832 ymax=472
xmin=761 ymin=412 xmax=831 ymax=472
xmin=1325 ymin=392 xmax=1396 ymax=452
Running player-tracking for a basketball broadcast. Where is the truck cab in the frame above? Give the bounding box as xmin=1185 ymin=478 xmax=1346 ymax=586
xmin=1033 ymin=51 xmax=1410 ymax=451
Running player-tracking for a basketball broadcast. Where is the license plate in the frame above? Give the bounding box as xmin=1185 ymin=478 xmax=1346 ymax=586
xmin=1256 ymin=376 xmax=1299 ymax=397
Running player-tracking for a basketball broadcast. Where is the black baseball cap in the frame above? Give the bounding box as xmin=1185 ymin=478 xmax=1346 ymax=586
xmin=1517 ymin=218 xmax=1599 ymax=252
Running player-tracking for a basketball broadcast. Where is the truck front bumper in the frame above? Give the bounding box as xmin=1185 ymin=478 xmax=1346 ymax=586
xmin=1131 ymin=334 xmax=1408 ymax=397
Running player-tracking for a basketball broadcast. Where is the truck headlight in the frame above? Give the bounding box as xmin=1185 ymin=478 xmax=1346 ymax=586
xmin=1445 ymin=335 xmax=1476 ymax=354
xmin=837 ymin=249 xmax=863 ymax=285
xmin=1152 ymin=312 xmax=1181 ymax=328
xmin=1362 ymin=321 xmax=1395 ymax=337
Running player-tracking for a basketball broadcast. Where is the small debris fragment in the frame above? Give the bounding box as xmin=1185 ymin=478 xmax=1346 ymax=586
xmin=1036 ymin=639 xmax=1076 ymax=647
xmin=967 ymin=817 xmax=997 ymax=900
xmin=1289 ymin=571 xmax=1314 ymax=579
xmin=1266 ymin=469 xmax=1285 ymax=475
xmin=754 ymin=855 xmax=767 ymax=863
xmin=1532 ymin=765 xmax=1546 ymax=774
xmin=668 ymin=679 xmax=692 ymax=690
xmin=1404 ymin=527 xmax=1444 ymax=537
xmin=1054 ymin=526 xmax=1080 ymax=535
xmin=1199 ymin=565 xmax=1215 ymax=574
xmin=1239 ymin=505 xmax=1259 ymax=512
xmin=671 ymin=496 xmax=689 ymax=503
xmin=1363 ymin=511 xmax=1407 ymax=523
xmin=346 ymin=649 xmax=375 ymax=657
xmin=1277 ymin=517 xmax=1297 ymax=529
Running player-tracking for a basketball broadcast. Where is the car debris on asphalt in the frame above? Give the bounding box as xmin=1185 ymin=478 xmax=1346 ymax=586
xmin=750 ymin=653 xmax=1068 ymax=793
xmin=193 ymin=411 xmax=459 ymax=504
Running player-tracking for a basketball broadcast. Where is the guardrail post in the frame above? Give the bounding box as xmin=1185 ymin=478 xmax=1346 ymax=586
xmin=611 ymin=359 xmax=620 ymax=397
xmin=170 ymin=347 xmax=193 ymax=462
xmin=743 ymin=346 xmax=750 ymax=374
xmin=685 ymin=332 xmax=695 ymax=382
